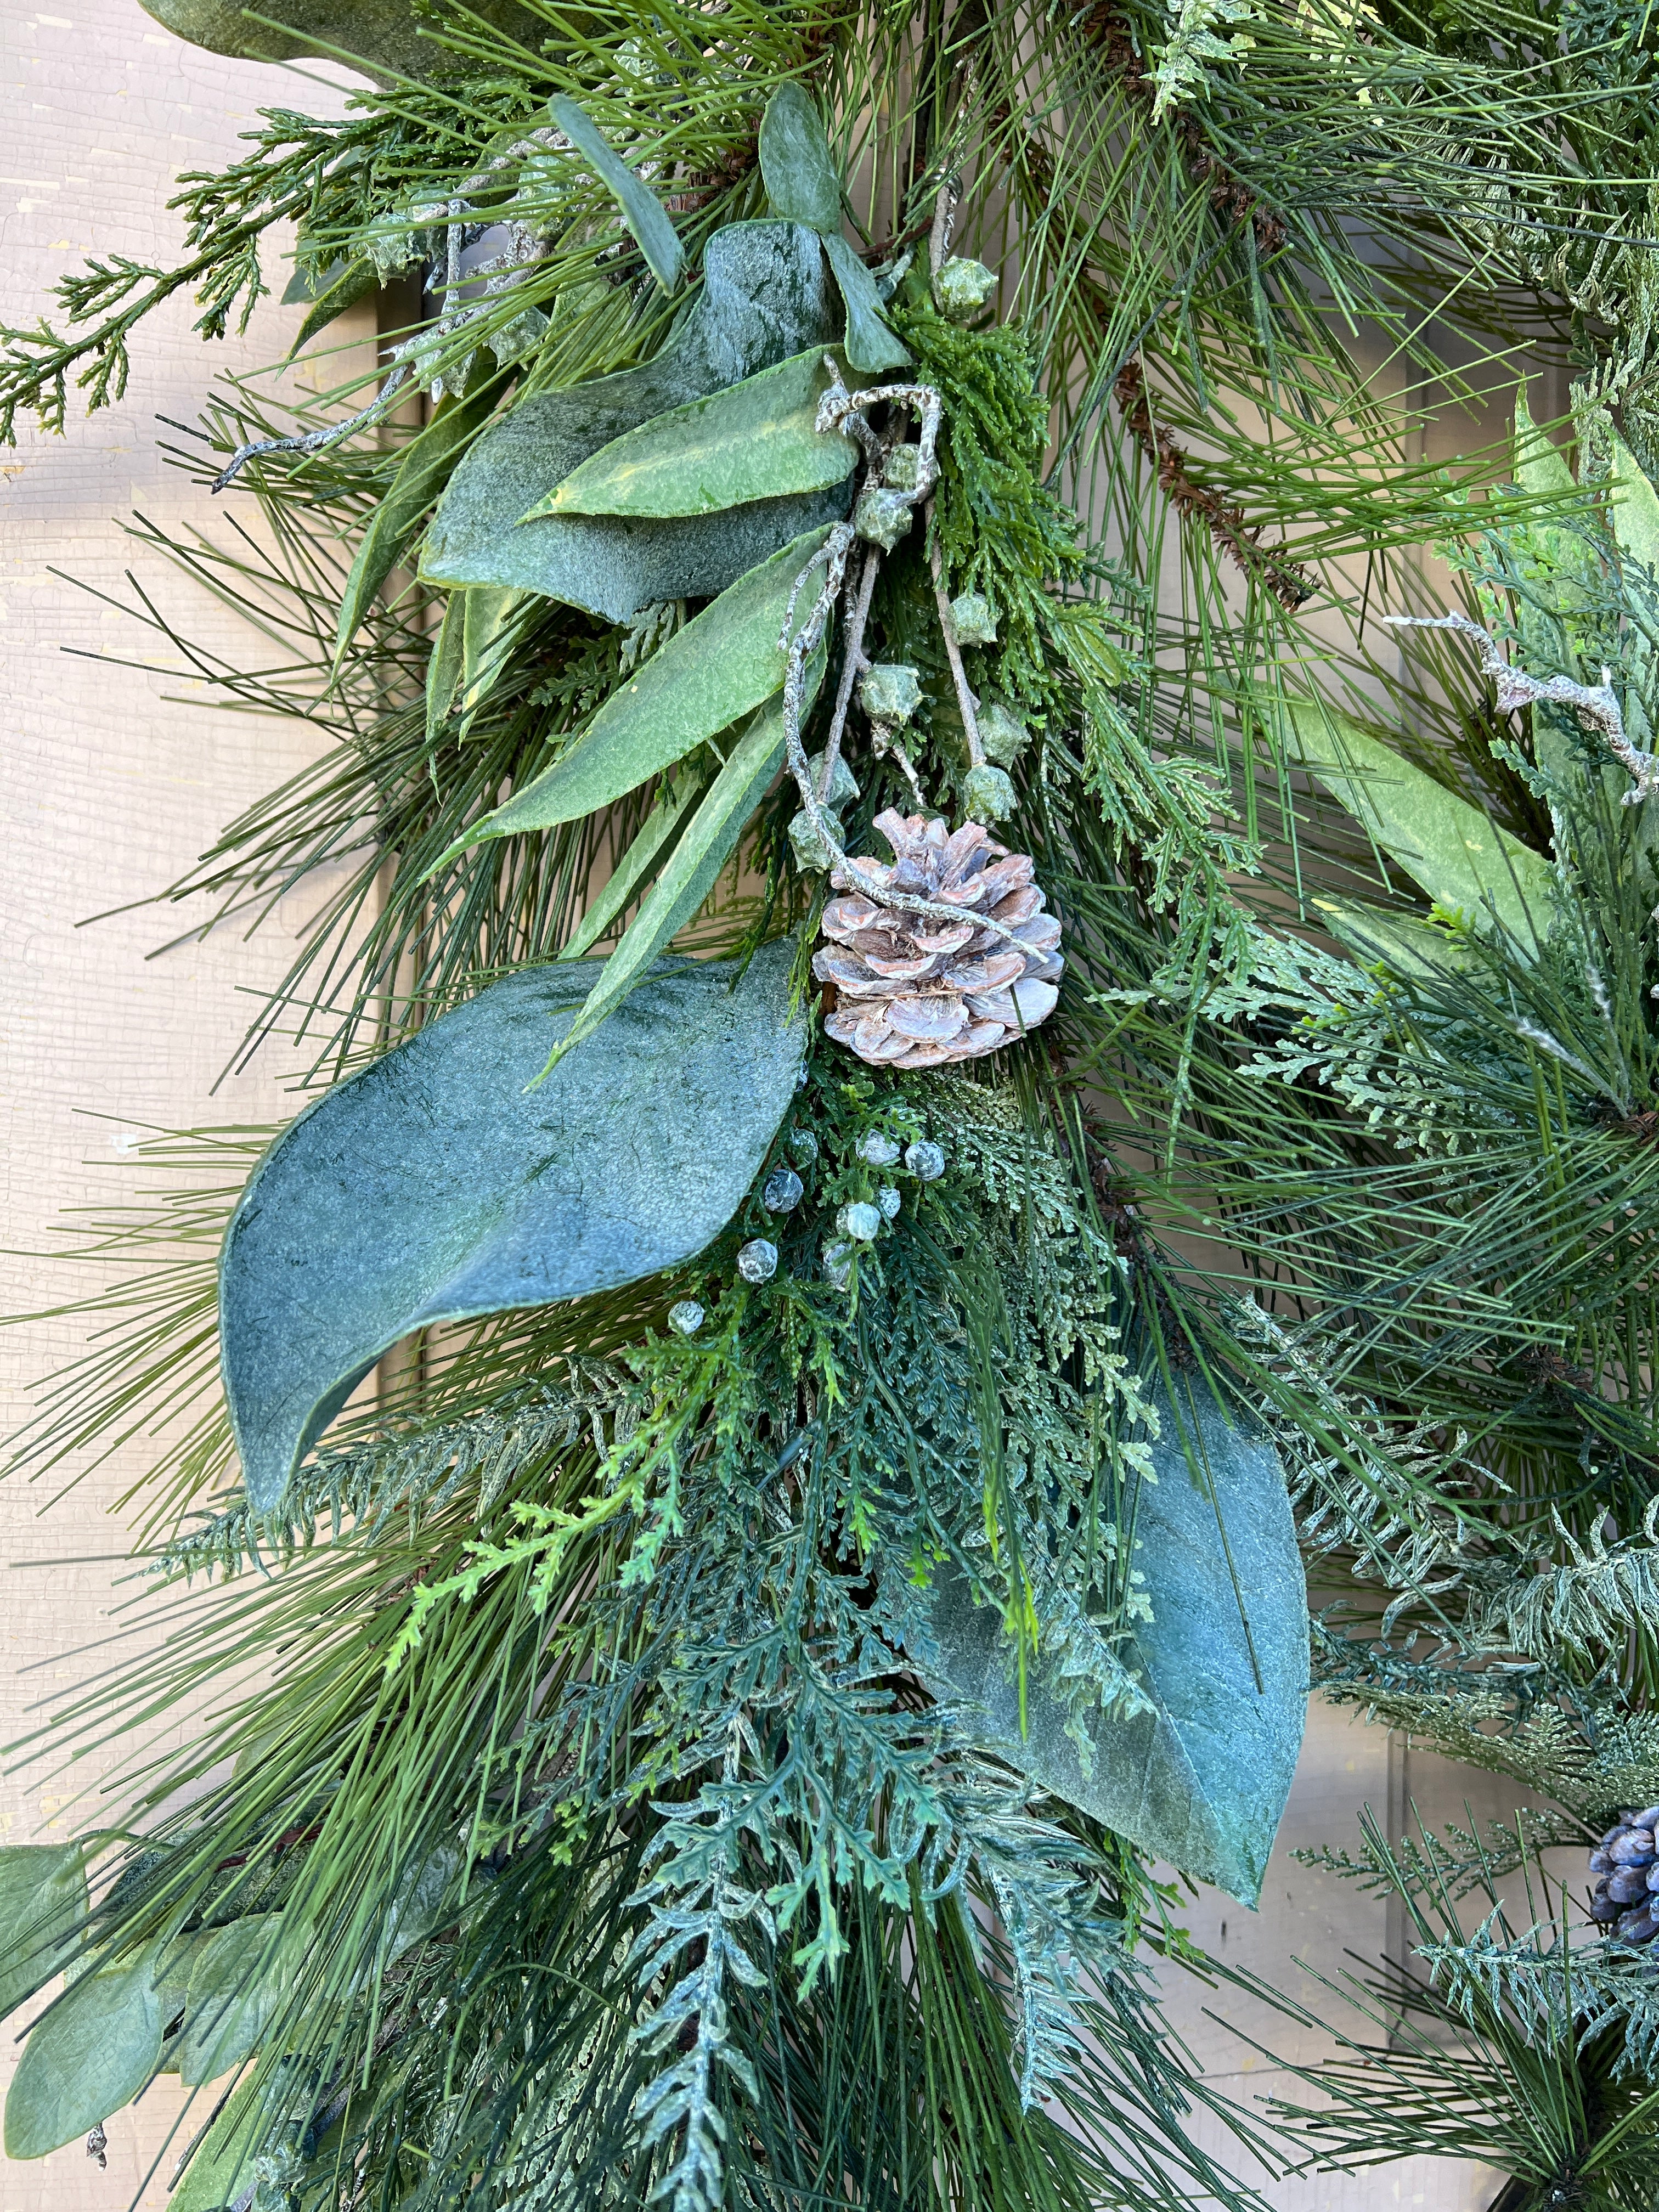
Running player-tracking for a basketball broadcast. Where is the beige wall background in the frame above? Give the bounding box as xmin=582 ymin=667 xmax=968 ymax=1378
xmin=2 ymin=8 xmax=1528 ymax=2207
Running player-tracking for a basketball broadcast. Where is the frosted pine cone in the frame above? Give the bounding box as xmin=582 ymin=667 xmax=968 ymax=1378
xmin=813 ymin=810 xmax=1063 ymax=1069
xmin=1588 ymin=1806 xmax=1659 ymax=1942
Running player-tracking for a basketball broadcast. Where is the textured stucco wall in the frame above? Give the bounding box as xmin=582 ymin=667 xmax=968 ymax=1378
xmin=3 ymin=10 xmax=1520 ymax=2207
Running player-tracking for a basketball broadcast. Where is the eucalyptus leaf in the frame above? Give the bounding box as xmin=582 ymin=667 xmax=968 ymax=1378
xmin=549 ymin=95 xmax=685 ymax=294
xmin=426 ymin=590 xmax=466 ymax=742
xmin=4 ymin=1945 xmax=165 ymax=2158
xmin=526 ymin=348 xmax=862 ymax=522
xmin=560 ymin=770 xmax=712 ymax=960
xmin=334 ymin=369 xmax=510 ymax=668
xmin=285 ymin=257 xmax=376 ymax=357
xmin=459 ymin=584 xmax=533 ymax=733
xmin=137 ymin=0 xmax=546 ymax=81
xmin=436 ymin=527 xmax=830 ymax=859
xmin=822 ymin=232 xmax=912 ymax=375
xmin=220 ymin=943 xmax=805 ymax=1513
xmin=758 ymin=82 xmax=843 ymax=233
xmin=0 ymin=1846 xmax=86 ymax=2019
xmin=169 ymin=2076 xmax=265 ymax=2212
xmin=908 ymin=1384 xmax=1307 ymax=1905
xmin=549 ymin=686 xmax=810 ymax=1064
xmin=177 ymin=1919 xmax=291 ymax=2086
xmin=1611 ymin=432 xmax=1659 ymax=575
xmin=1281 ymin=697 xmax=1554 ymax=947
xmin=423 ymin=221 xmax=846 ymax=621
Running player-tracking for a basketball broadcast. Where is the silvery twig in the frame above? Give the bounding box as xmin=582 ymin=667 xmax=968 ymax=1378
xmin=211 ymin=365 xmax=414 ymax=492
xmin=1386 ymin=611 xmax=1659 ymax=803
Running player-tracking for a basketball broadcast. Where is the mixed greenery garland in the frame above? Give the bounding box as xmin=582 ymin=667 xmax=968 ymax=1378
xmin=11 ymin=0 xmax=1659 ymax=2207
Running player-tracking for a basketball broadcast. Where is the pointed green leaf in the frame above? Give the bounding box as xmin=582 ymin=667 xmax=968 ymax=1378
xmin=912 ymin=1384 xmax=1307 ymax=1905
xmin=436 ymin=527 xmax=830 ymax=861
xmin=1281 ymin=697 xmax=1554 ymax=946
xmin=559 ymin=770 xmax=712 ymax=961
xmin=550 ymin=685 xmax=814 ymax=1063
xmin=1611 ymin=432 xmax=1659 ymax=574
xmin=176 ymin=1920 xmax=291 ymax=2086
xmin=0 ymin=1847 xmax=86 ymax=2019
xmin=1313 ymin=899 xmax=1476 ymax=978
xmin=459 ymin=584 xmax=532 ymax=733
xmin=549 ymin=95 xmax=685 ymax=294
xmin=168 ymin=2075 xmax=264 ymax=2212
xmin=288 ymin=257 xmax=377 ymax=358
xmin=525 ymin=348 xmax=862 ymax=522
xmin=4 ymin=1946 xmax=165 ymax=2158
xmin=758 ymin=83 xmax=843 ymax=233
xmin=426 ymin=590 xmax=466 ymax=742
xmin=422 ymin=221 xmax=846 ymax=622
xmin=822 ymin=232 xmax=911 ymax=375
xmin=334 ymin=370 xmax=510 ymax=668
xmin=220 ymin=943 xmax=805 ymax=1513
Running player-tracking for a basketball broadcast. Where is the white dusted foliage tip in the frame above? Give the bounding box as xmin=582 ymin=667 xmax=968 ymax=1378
xmin=814 ymin=810 xmax=1063 ymax=1068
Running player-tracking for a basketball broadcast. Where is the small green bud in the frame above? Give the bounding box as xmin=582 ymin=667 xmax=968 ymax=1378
xmin=934 ymin=256 xmax=997 ymax=320
xmin=951 ymin=591 xmax=998 ymax=645
xmin=789 ymin=809 xmax=841 ymax=872
xmin=883 ymin=443 xmax=922 ymax=491
xmin=977 ymin=700 xmax=1028 ymax=768
xmin=854 ymin=486 xmax=914 ymax=551
xmin=803 ymin=750 xmax=860 ymax=812
xmin=858 ymin=663 xmax=923 ymax=726
xmin=962 ymin=762 xmax=1015 ymax=822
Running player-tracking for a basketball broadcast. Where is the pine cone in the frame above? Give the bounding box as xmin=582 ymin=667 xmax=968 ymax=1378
xmin=1588 ymin=1807 xmax=1659 ymax=1941
xmin=814 ymin=810 xmax=1063 ymax=1069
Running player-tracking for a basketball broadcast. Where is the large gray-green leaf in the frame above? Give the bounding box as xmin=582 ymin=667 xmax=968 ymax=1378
xmin=910 ymin=1385 xmax=1307 ymax=1905
xmin=549 ymin=96 xmax=684 ymax=294
xmin=548 ymin=687 xmax=806 ymax=1064
xmin=0 ymin=1847 xmax=86 ymax=2018
xmin=4 ymin=1946 xmax=164 ymax=2158
xmin=1281 ymin=697 xmax=1554 ymax=947
xmin=221 ymin=943 xmax=805 ymax=1513
xmin=137 ymin=0 xmax=546 ymax=81
xmin=526 ymin=348 xmax=861 ymax=521
xmin=334 ymin=370 xmax=510 ymax=667
xmin=422 ymin=221 xmax=846 ymax=621
xmin=1611 ymin=431 xmax=1659 ymax=573
xmin=758 ymin=82 xmax=843 ymax=233
xmin=170 ymin=2076 xmax=263 ymax=2212
xmin=436 ymin=527 xmax=828 ymax=859
xmin=560 ymin=770 xmax=712 ymax=960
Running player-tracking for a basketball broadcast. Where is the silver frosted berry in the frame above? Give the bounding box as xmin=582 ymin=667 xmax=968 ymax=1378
xmin=857 ymin=1132 xmax=902 ymax=1166
xmin=789 ymin=1128 xmax=820 ymax=1163
xmin=951 ymin=591 xmax=997 ymax=646
xmin=821 ymin=1236 xmax=854 ymax=1287
xmin=854 ymin=486 xmax=914 ymax=551
xmin=763 ymin=1167 xmax=804 ymax=1214
xmin=858 ymin=663 xmax=923 ymax=727
xmin=977 ymin=700 xmax=1028 ymax=768
xmin=883 ymin=443 xmax=922 ymax=491
xmin=877 ymin=1185 xmax=901 ymax=1220
xmin=905 ymin=1139 xmax=945 ymax=1181
xmin=668 ymin=1299 xmax=705 ymax=1336
xmin=838 ymin=1201 xmax=883 ymax=1242
xmin=737 ymin=1238 xmax=778 ymax=1284
xmin=934 ymin=255 xmax=998 ymax=320
xmin=962 ymin=762 xmax=1016 ymax=823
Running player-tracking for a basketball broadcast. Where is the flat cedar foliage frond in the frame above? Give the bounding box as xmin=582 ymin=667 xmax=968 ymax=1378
xmin=16 ymin=0 xmax=1659 ymax=2205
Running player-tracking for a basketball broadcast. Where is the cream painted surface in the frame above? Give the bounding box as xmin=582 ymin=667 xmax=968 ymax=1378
xmin=2 ymin=10 xmax=1521 ymax=2207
